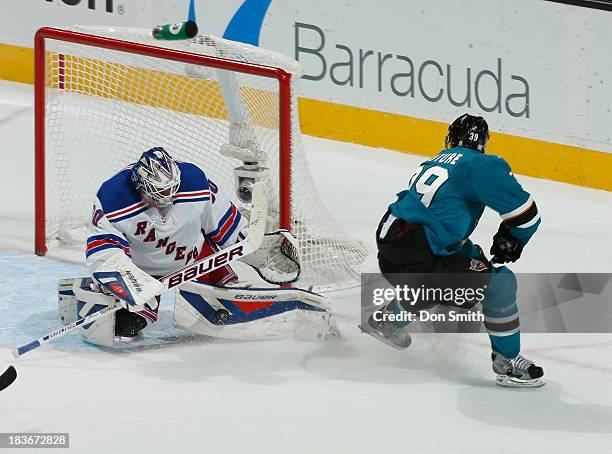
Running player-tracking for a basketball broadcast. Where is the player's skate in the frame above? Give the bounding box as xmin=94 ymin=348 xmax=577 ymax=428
xmin=492 ymin=352 xmax=545 ymax=388
xmin=114 ymin=309 xmax=147 ymax=343
xmin=360 ymin=301 xmax=412 ymax=349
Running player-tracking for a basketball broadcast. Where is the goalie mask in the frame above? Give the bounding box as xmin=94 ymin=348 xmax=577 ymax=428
xmin=131 ymin=147 xmax=181 ymax=208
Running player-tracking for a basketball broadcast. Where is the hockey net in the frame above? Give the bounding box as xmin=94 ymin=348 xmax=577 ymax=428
xmin=35 ymin=26 xmax=368 ymax=290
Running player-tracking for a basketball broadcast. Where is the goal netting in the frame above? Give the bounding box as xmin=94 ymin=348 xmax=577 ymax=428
xmin=36 ymin=26 xmax=368 ymax=290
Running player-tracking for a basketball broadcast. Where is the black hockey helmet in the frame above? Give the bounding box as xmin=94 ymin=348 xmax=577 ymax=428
xmin=444 ymin=113 xmax=490 ymax=153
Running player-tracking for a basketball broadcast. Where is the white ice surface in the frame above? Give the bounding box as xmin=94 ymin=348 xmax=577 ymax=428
xmin=1 ymin=80 xmax=612 ymax=453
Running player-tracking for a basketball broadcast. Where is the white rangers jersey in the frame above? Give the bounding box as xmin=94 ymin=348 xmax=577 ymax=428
xmin=86 ymin=162 xmax=247 ymax=277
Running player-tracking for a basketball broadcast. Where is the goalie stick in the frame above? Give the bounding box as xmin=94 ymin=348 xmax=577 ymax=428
xmin=0 ymin=184 xmax=269 ymax=390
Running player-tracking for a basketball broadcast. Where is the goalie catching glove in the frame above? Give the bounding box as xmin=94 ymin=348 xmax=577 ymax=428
xmin=240 ymin=229 xmax=301 ymax=285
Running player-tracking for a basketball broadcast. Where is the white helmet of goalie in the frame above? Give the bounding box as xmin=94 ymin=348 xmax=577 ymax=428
xmin=131 ymin=147 xmax=181 ymax=208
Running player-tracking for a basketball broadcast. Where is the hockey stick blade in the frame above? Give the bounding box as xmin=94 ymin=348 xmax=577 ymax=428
xmin=12 ymin=183 xmax=270 ymax=358
xmin=0 ymin=366 xmax=17 ymax=392
xmin=241 ymin=182 xmax=268 ymax=251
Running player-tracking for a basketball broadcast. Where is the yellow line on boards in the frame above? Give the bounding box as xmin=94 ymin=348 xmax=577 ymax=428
xmin=0 ymin=43 xmax=34 ymax=84
xmin=298 ymin=98 xmax=612 ymax=192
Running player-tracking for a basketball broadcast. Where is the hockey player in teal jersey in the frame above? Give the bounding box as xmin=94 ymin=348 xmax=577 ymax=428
xmin=367 ymin=113 xmax=544 ymax=388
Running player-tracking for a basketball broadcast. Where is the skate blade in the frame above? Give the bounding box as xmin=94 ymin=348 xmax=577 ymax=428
xmin=114 ymin=335 xmax=139 ymax=344
xmin=358 ymin=324 xmax=412 ymax=350
xmin=495 ymin=374 xmax=545 ymax=389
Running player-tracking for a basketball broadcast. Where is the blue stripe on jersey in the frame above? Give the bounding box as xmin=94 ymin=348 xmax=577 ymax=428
xmin=219 ymin=211 xmax=242 ymax=245
xmin=87 ymin=233 xmax=129 ymax=248
xmin=209 ymin=206 xmax=233 ymax=237
xmin=86 ymin=243 xmax=132 ymax=259
xmin=96 ymin=168 xmax=142 ymax=216
xmin=176 ymin=162 xmax=210 ymax=193
xmin=173 ymin=196 xmax=211 ymax=205
xmin=109 ymin=206 xmax=149 ymax=223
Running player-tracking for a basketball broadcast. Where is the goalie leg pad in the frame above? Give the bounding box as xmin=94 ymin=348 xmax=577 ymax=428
xmin=58 ymin=278 xmax=79 ymax=326
xmin=60 ymin=277 xmax=156 ymax=344
xmin=174 ymin=281 xmax=336 ymax=341
xmin=73 ymin=278 xmax=117 ymax=347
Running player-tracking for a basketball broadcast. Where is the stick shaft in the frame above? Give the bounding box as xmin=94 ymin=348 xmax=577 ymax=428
xmin=13 ymin=305 xmax=121 ymax=358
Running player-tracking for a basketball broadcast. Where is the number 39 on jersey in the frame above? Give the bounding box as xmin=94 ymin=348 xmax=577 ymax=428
xmin=408 ymin=165 xmax=449 ymax=207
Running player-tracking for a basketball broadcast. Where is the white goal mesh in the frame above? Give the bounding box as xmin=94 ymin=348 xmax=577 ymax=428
xmin=38 ymin=26 xmax=368 ymax=290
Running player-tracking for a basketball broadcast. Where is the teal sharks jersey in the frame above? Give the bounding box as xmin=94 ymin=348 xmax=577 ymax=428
xmin=388 ymin=147 xmax=541 ymax=256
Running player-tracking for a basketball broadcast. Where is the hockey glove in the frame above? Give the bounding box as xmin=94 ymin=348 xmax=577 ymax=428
xmin=490 ymin=222 xmax=523 ymax=264
xmin=92 ymin=254 xmax=163 ymax=312
xmin=240 ymin=229 xmax=301 ymax=285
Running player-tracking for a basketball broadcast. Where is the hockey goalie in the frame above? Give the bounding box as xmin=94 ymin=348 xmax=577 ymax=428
xmin=58 ymin=147 xmax=335 ymax=346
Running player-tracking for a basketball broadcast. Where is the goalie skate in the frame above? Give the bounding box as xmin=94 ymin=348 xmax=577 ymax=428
xmin=492 ymin=352 xmax=545 ymax=389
